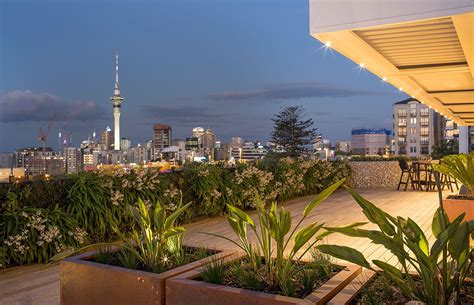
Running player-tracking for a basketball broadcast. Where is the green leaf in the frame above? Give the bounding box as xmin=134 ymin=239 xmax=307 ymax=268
xmin=164 ymin=202 xmax=191 ymax=230
xmin=317 ymin=244 xmax=371 ymax=269
xmin=431 ymin=207 xmax=447 ymax=238
xmin=372 ymin=260 xmax=403 ymax=280
xmin=448 ymin=221 xmax=469 ymax=259
xmin=304 ymin=178 xmax=346 ymax=217
xmin=406 ymin=218 xmax=429 ymax=256
xmin=226 ymin=204 xmax=255 ymax=229
xmin=293 ymin=223 xmax=323 ymax=254
xmin=345 ymin=187 xmax=396 ymax=236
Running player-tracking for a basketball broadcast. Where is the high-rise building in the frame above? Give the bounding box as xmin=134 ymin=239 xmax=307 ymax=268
xmin=0 ymin=153 xmax=14 ymax=169
xmin=27 ymin=156 xmax=65 ymax=176
xmin=153 ymin=124 xmax=172 ymax=160
xmin=101 ymin=127 xmax=113 ymax=151
xmin=110 ymin=52 xmax=124 ymax=151
xmin=15 ymin=147 xmax=53 ymax=170
xmin=120 ymin=138 xmax=131 ymax=150
xmin=351 ymin=128 xmax=391 ymax=156
xmin=393 ymin=98 xmax=441 ymax=157
xmin=201 ymin=128 xmax=216 ymax=161
xmin=65 ymin=147 xmax=82 ymax=174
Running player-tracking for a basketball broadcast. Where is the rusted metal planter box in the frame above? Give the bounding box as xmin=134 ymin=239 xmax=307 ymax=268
xmin=166 ymin=253 xmax=362 ymax=305
xmin=60 ymin=249 xmax=233 ymax=305
xmin=444 ymin=197 xmax=474 ymax=222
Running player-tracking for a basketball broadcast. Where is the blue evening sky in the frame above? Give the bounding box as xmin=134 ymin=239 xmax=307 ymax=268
xmin=0 ymin=0 xmax=405 ymax=151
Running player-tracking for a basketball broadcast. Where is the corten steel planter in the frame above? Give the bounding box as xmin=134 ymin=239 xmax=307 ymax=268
xmin=60 ymin=248 xmax=234 ymax=305
xmin=444 ymin=197 xmax=474 ymax=222
xmin=326 ymin=268 xmax=376 ymax=305
xmin=166 ymin=253 xmax=362 ymax=305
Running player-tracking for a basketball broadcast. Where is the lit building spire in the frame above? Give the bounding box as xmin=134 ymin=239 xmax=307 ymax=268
xmin=114 ymin=51 xmax=120 ymax=96
xmin=110 ymin=50 xmax=124 ymax=151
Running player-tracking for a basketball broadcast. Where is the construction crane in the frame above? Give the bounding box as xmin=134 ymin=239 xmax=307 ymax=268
xmin=38 ymin=113 xmax=56 ymax=176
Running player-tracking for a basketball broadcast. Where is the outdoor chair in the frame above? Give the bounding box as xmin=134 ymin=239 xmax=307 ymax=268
xmin=397 ymin=159 xmax=415 ymax=191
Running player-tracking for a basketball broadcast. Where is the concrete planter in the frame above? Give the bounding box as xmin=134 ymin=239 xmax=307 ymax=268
xmin=166 ymin=254 xmax=362 ymax=305
xmin=444 ymin=197 xmax=474 ymax=222
xmin=60 ymin=248 xmax=233 ymax=305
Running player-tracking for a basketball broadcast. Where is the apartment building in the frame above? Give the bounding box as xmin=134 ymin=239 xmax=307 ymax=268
xmin=393 ymin=98 xmax=441 ymax=157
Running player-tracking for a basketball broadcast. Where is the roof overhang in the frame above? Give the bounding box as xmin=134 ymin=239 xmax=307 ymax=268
xmin=310 ymin=0 xmax=474 ymax=126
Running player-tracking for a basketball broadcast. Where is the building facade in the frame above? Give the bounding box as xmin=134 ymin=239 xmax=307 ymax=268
xmin=153 ymin=124 xmax=172 ymax=160
xmin=101 ymin=127 xmax=113 ymax=151
xmin=230 ymin=141 xmax=268 ymax=162
xmin=351 ymin=128 xmax=391 ymax=156
xmin=393 ymin=98 xmax=441 ymax=157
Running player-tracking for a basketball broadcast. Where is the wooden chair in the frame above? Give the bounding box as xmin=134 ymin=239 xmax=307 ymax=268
xmin=397 ymin=159 xmax=415 ymax=191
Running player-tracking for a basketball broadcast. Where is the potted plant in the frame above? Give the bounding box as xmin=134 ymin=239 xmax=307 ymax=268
xmin=166 ymin=179 xmax=363 ymax=305
xmin=316 ymin=184 xmax=474 ymax=304
xmin=434 ymin=152 xmax=474 ymax=221
xmin=59 ymin=198 xmax=232 ymax=305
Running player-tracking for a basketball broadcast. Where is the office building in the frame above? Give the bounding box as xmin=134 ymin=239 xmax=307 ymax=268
xmin=230 ymin=141 xmax=268 ymax=162
xmin=120 ymin=138 xmax=131 ymax=151
xmin=335 ymin=141 xmax=351 ymax=153
xmin=393 ymin=98 xmax=441 ymax=157
xmin=101 ymin=127 xmax=113 ymax=151
xmin=153 ymin=124 xmax=172 ymax=160
xmin=351 ymin=128 xmax=391 ymax=156
xmin=65 ymin=147 xmax=82 ymax=174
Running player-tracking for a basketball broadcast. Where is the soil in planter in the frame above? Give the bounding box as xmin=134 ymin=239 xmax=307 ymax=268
xmin=88 ymin=246 xmax=217 ymax=274
xmin=197 ymin=257 xmax=342 ymax=299
xmin=447 ymin=195 xmax=474 ymax=200
xmin=350 ymin=274 xmax=474 ymax=305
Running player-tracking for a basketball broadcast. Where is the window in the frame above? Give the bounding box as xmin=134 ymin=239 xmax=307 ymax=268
xmin=397 ymin=109 xmax=407 ymax=117
xmin=410 ymin=127 xmax=416 ymax=134
xmin=410 ymin=146 xmax=417 ymax=153
xmin=399 ymin=148 xmax=407 ymax=154
xmin=421 ymin=147 xmax=429 ymax=155
xmin=420 ymin=117 xmax=429 ymax=126
xmin=398 ymin=118 xmax=407 ymax=126
xmin=398 ymin=127 xmax=406 ymax=136
xmin=398 ymin=137 xmax=406 ymax=144
xmin=410 ymin=117 xmax=417 ymax=125
xmin=420 ymin=127 xmax=429 ymax=136
xmin=410 ymin=108 xmax=417 ymax=117
xmin=420 ymin=108 xmax=429 ymax=116
xmin=420 ymin=136 xmax=429 ymax=145
xmin=410 ymin=137 xmax=417 ymax=144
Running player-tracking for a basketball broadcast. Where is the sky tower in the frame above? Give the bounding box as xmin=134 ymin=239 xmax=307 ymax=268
xmin=110 ymin=51 xmax=124 ymax=150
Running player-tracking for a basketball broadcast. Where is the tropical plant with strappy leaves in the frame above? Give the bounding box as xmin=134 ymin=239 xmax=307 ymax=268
xmin=205 ymin=178 xmax=363 ymax=296
xmin=317 ymin=175 xmax=474 ymax=305
xmin=434 ymin=152 xmax=474 ymax=197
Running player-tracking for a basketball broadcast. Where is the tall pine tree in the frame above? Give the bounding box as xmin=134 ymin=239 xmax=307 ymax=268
xmin=271 ymin=106 xmax=318 ymax=157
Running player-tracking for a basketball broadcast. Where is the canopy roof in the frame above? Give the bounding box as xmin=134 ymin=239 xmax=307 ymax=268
xmin=310 ymin=1 xmax=474 ymax=126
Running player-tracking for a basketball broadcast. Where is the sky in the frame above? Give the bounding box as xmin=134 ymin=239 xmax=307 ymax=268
xmin=0 ymin=0 xmax=407 ymax=152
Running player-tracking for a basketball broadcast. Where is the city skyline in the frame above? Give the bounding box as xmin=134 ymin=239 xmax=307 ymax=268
xmin=0 ymin=0 xmax=403 ymax=152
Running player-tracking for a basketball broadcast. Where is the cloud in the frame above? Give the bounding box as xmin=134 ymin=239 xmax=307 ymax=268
xmin=208 ymin=81 xmax=385 ymax=101
xmin=0 ymin=90 xmax=106 ymax=123
xmin=140 ymin=105 xmax=223 ymax=126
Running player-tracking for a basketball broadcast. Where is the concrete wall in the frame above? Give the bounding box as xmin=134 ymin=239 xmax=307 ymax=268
xmin=310 ymin=0 xmax=474 ymax=34
xmin=348 ymin=161 xmax=401 ymax=188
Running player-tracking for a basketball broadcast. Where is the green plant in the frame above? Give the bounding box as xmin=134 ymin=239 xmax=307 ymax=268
xmin=205 ymin=178 xmax=360 ymax=296
xmin=317 ymin=177 xmax=474 ymax=305
xmin=200 ymin=257 xmax=226 ymax=285
xmin=115 ymin=198 xmax=191 ymax=273
xmin=434 ymin=152 xmax=474 ymax=196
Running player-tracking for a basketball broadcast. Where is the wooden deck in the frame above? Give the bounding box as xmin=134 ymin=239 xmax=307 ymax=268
xmin=0 ymin=188 xmax=441 ymax=305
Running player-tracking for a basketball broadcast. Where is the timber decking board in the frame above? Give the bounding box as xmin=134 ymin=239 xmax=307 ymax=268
xmin=0 ymin=188 xmax=442 ymax=305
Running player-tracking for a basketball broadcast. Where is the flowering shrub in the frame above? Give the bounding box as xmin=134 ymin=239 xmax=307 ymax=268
xmin=0 ymin=207 xmax=85 ymax=267
xmin=0 ymin=158 xmax=351 ymax=267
